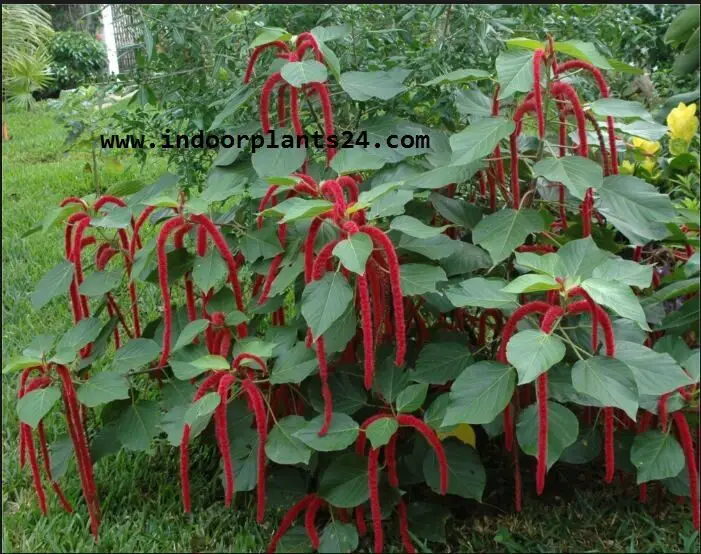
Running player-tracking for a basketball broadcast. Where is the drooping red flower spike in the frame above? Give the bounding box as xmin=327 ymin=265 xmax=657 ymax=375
xmin=568 ymin=286 xmax=599 ymax=352
xmin=305 ymin=82 xmax=336 ymax=163
xmin=260 ymin=72 xmax=284 ymax=134
xmin=304 ymin=496 xmax=324 ymax=549
xmin=397 ymin=414 xmax=449 ymax=495
xmin=550 ymin=81 xmax=588 ymax=158
xmin=241 ymin=377 xmax=269 ymax=522
xmin=509 ymin=98 xmax=537 ymax=208
xmin=532 ymin=50 xmax=546 ymax=139
xmin=244 ymin=41 xmax=290 ymax=84
xmin=673 ymin=411 xmax=700 ymax=529
xmin=357 ymin=272 xmax=375 ymax=390
xmin=266 ymin=494 xmax=316 ymax=554
xmin=214 ymin=374 xmax=236 ymax=508
xmin=497 ymin=301 xmax=553 ymax=364
xmin=368 ymin=447 xmax=383 ymax=554
xmin=60 ymin=196 xmax=89 ymax=210
xmin=397 ymin=499 xmax=417 ymax=554
xmin=20 ymin=376 xmax=52 ymax=514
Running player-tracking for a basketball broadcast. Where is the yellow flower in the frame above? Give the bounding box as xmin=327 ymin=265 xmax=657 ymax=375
xmin=619 ymin=160 xmax=635 ymax=175
xmin=640 ymin=157 xmax=657 ymax=174
xmin=438 ymin=423 xmax=476 ymax=448
xmin=667 ymin=102 xmax=699 ymax=143
xmin=631 ymin=137 xmax=661 ymax=156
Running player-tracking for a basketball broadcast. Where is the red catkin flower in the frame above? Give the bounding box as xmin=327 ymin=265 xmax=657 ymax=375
xmin=23 ymin=423 xmax=48 ymax=514
xmin=504 ymin=403 xmax=514 ymax=452
xmin=304 ymin=496 xmax=324 ymax=549
xmin=550 ymin=81 xmax=588 ymax=158
xmin=386 ymin=433 xmax=399 ymax=487
xmin=397 ymin=414 xmax=449 ymax=495
xmin=510 ymin=99 xmax=537 ymax=208
xmin=604 ymin=407 xmax=615 ymax=483
xmin=568 ymin=286 xmax=599 ymax=352
xmin=305 ymin=82 xmax=336 ymax=163
xmin=244 ymin=41 xmax=290 ymax=84
xmin=356 ymin=506 xmax=368 ymax=537
xmin=637 ymin=411 xmax=654 ymax=503
xmin=289 ymin=86 xmax=304 ymax=137
xmin=673 ymin=411 xmax=700 ymax=529
xmin=60 ymin=196 xmax=88 ymax=209
xmin=241 ymin=378 xmax=268 ymax=522
xmin=215 ymin=374 xmax=236 ymax=507
xmin=277 ymin=84 xmax=288 ymax=128
xmin=658 ymin=392 xmax=672 ymax=431
xmin=357 ymin=273 xmax=375 ymax=390
xmin=360 ymin=225 xmax=406 ymax=366
xmin=397 ymin=499 xmax=416 ymax=554
xmin=260 ymin=72 xmax=284 ymax=134
xmin=497 ymin=301 xmax=553 ymax=363
xmin=38 ymin=422 xmax=73 ymax=512
xmin=515 ymin=244 xmax=557 ymax=253
xmin=533 ymin=50 xmax=546 ymax=139
xmin=368 ymin=447 xmax=383 ymax=554
xmin=266 ymin=494 xmax=316 ymax=554
xmin=357 ymin=413 xmax=393 ymax=455
xmin=316 ymin=337 xmax=333 ymax=437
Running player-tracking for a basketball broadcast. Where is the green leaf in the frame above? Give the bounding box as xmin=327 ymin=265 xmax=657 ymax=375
xmin=496 ymin=49 xmax=534 ymax=99
xmin=301 ymin=272 xmax=354 ymax=340
xmin=78 ymin=270 xmax=122 ymax=297
xmin=403 ymin=163 xmax=482 ymax=191
xmin=429 ymin=193 xmax=483 ymax=229
xmin=516 ymin=402 xmax=579 ymax=468
xmin=3 ymin=356 xmax=43 ymax=375
xmin=391 ymin=215 xmax=450 ymax=238
xmin=505 ymin=37 xmax=544 ymax=50
xmin=339 ymin=71 xmax=407 ymax=101
xmin=399 ymin=264 xmax=448 ymax=296
xmin=170 ymin=344 xmax=210 ymax=381
xmin=398 ymin=233 xmax=458 ymax=260
xmin=555 ymin=40 xmax=612 ymax=70
xmin=423 ymin=441 xmax=485 ymax=500
xmin=596 ymin=175 xmax=675 ymax=245
xmin=560 ymin=427 xmax=603 ymax=465
xmin=571 ymin=357 xmax=639 ymax=420
xmin=90 ymin=205 xmax=132 ymax=229
xmin=631 ymin=431 xmax=685 ymax=484
xmin=406 ymin=502 xmax=452 ymax=544
xmin=449 ymin=117 xmax=515 ymax=166
xmin=113 ymin=338 xmax=160 ymax=372
xmin=172 ymin=320 xmax=210 ymax=352
xmin=590 ymin=99 xmax=649 ymax=118
xmin=556 ymin=237 xmax=608 ymax=280
xmin=664 ymin=6 xmax=700 ymax=46
xmin=55 ymin=318 xmax=102 ymax=353
xmin=396 ymin=383 xmax=429 ymax=413
xmin=17 ymin=386 xmax=61 ymax=428
xmin=318 ymin=522 xmax=358 ymax=554
xmin=269 ymin=257 xmax=304 ymax=297
xmin=192 ymin=249 xmax=228 ymax=292
xmin=240 ymin=227 xmax=284 ymax=262
xmin=330 ymin=149 xmax=386 ymax=174
xmin=592 ymin=258 xmax=652 ymax=289
xmin=332 ymin=233 xmax=373 ymax=275
xmin=441 ymin=243 xmax=491 ymax=276
xmin=252 ymin=142 xmax=306 ymax=179
xmin=472 ymin=209 xmax=545 ymax=264
xmin=270 ymin=343 xmax=318 ymax=385
xmin=280 ymin=60 xmax=328 ymax=87
xmin=502 ymin=274 xmax=560 ymax=294
xmin=318 ymin=453 xmax=370 ymax=507
xmin=232 ymin=338 xmax=277 ymax=361
xmin=116 ymin=400 xmax=161 ymax=451
xmin=532 ymin=156 xmax=603 ymax=200
xmin=443 ymin=362 xmax=516 ymax=426
xmin=444 ymin=277 xmax=518 ymax=310
xmin=263 ymin=197 xmax=334 ymax=224
xmin=184 ymin=392 xmax=220 ymax=430
xmin=373 ymin=359 xmax=410 ymax=402
xmin=365 ymin=417 xmax=398 ymax=448
xmin=250 ymin=27 xmax=291 ymax=48
xmin=191 ymin=355 xmax=230 ymax=371
xmin=582 ymin=278 xmax=649 ymax=330
xmin=77 ymin=372 xmax=130 ymax=408
xmin=31 ymin=261 xmax=74 ymax=310
xmin=506 ymin=330 xmax=566 ymax=385
xmin=422 ymin=68 xmax=491 ymax=86
xmin=412 ymin=342 xmax=473 ymax=385
xmin=293 ymin=413 xmax=359 ymax=452
xmin=615 ymin=341 xmax=694 ymax=395
xmin=265 ymin=415 xmax=313 ymax=466
xmin=514 ymin=251 xmax=562 ymax=277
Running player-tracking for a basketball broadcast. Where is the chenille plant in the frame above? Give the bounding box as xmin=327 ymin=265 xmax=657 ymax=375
xmin=6 ymin=27 xmax=699 ymax=552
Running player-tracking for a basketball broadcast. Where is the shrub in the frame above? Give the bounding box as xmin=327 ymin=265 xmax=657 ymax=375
xmin=7 ymin=27 xmax=700 ymax=550
xmin=47 ymin=31 xmax=107 ymax=92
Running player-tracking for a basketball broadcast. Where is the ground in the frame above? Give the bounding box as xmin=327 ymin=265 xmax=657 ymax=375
xmin=2 ymin=105 xmax=699 ymax=553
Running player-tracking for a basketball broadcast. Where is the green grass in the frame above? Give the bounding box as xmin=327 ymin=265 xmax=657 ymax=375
xmin=2 ymin=105 xmax=699 ymax=553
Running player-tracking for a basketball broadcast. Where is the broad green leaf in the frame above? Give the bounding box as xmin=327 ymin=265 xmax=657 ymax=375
xmin=532 ymin=156 xmax=603 ymax=200
xmin=170 ymin=344 xmax=210 ymax=381
xmin=502 ymin=274 xmax=560 ymax=294
xmin=263 ymin=198 xmax=333 ymax=224
xmin=240 ymin=227 xmax=284 ymax=262
xmin=31 ymin=261 xmax=74 ymax=310
xmin=252 ymin=142 xmax=305 ymax=179
xmin=321 ymin=304 xmax=357 ymax=354
xmin=398 ymin=233 xmax=458 ymax=260
xmin=3 ymin=356 xmax=43 ymax=375
xmin=443 ymin=361 xmax=516 ymax=426
xmin=412 ymin=342 xmax=473 ymax=385
xmin=191 ymin=355 xmax=230 ymax=371
xmin=631 ymin=431 xmax=685 ymax=484
xmin=396 ymin=383 xmax=429 ymax=413
xmin=422 ymin=68 xmax=491 ymax=86
xmin=117 ymin=400 xmax=161 ymax=451
xmin=78 ymin=270 xmax=122 ymax=297
xmin=309 ymin=369 xmax=365 ymax=415
xmin=664 ymin=6 xmax=700 ymax=46
xmin=318 ymin=453 xmax=370 ymax=507
xmin=406 ymin=502 xmax=452 ymax=544
xmin=173 ymin=320 xmax=210 ymax=352
xmin=555 ymin=40 xmax=613 ymax=70
xmin=615 ymin=341 xmax=694 ymax=395
xmin=280 ymin=60 xmax=328 ymax=87
xmin=56 ymin=318 xmax=102 ymax=353
xmin=17 ymin=386 xmax=61 ymax=428
xmin=449 ymin=117 xmax=515 ymax=166
xmin=91 ymin=205 xmax=132 ymax=229
xmin=472 ymin=209 xmax=545 ymax=264
xmin=373 ymin=358 xmax=410 ymax=402
xmin=514 ymin=251 xmax=562 ymax=277
xmin=269 ymin=257 xmax=304 ymax=297
xmin=429 ymin=193 xmax=483 ymax=229
xmin=399 ymin=264 xmax=448 ymax=296
xmin=367 ymin=189 xmax=413 ymax=219
xmin=77 ymin=372 xmax=130 ymax=408
xmin=293 ymin=413 xmax=359 ymax=452
xmin=505 ymin=37 xmax=544 ymax=50
xmin=684 ymin=350 xmax=700 ymax=382
xmin=193 ymin=249 xmax=228 ymax=292
xmin=232 ymin=338 xmax=277 ymax=361
xmin=365 ymin=417 xmax=398 ymax=448
xmin=571 ymin=357 xmax=639 ymax=419
xmin=301 ymin=272 xmax=354 ymax=339
xmin=265 ymin=415 xmax=313 ymax=466
xmin=516 ymin=402 xmax=579 ymax=468
xmin=333 ymin=233 xmax=373 ymax=274
xmin=318 ymin=522 xmax=358 ymax=554
xmin=441 ymin=242 xmax=492 ymax=276
xmin=659 ymin=295 xmax=699 ymax=331
xmin=22 ymin=335 xmax=56 ymax=360
xmin=560 ymin=427 xmax=603 ymax=465
xmin=250 ymin=27 xmax=291 ymax=48
xmin=444 ymin=277 xmax=518 ymax=310
xmin=423 ymin=441 xmax=485 ymax=500
xmin=390 ymin=215 xmax=450 ymax=238
xmin=277 ymin=526 xmax=313 ymax=553
xmin=496 ymin=49 xmax=535 ymax=99
xmin=113 ymin=338 xmax=160 ymax=371
xmin=556 ymin=236 xmax=608 ymax=279
xmin=330 ymin=149 xmax=386 ymax=174
xmin=592 ymin=258 xmax=653 ymax=288
xmin=582 ymin=278 xmax=649 ymax=330
xmin=270 ymin=343 xmax=318 ymax=385
xmin=184 ymin=392 xmax=221 ymax=429
xmin=596 ymin=175 xmax=675 ymax=245
xmin=617 ymin=119 xmax=669 ymax=141
xmin=506 ymin=330 xmax=566 ymax=384
xmin=339 ymin=71 xmax=407 ymax=101
xmin=590 ymin=99 xmax=649 ymax=118
xmin=403 ymin=163 xmax=482 ymax=191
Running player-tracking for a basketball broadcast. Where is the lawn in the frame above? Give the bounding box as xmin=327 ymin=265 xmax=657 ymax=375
xmin=2 ymin=105 xmax=698 ymax=553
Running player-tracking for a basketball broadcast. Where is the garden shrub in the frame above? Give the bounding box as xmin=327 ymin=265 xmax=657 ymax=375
xmin=7 ymin=26 xmax=700 ymax=551
xmin=47 ymin=31 xmax=107 ymax=93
